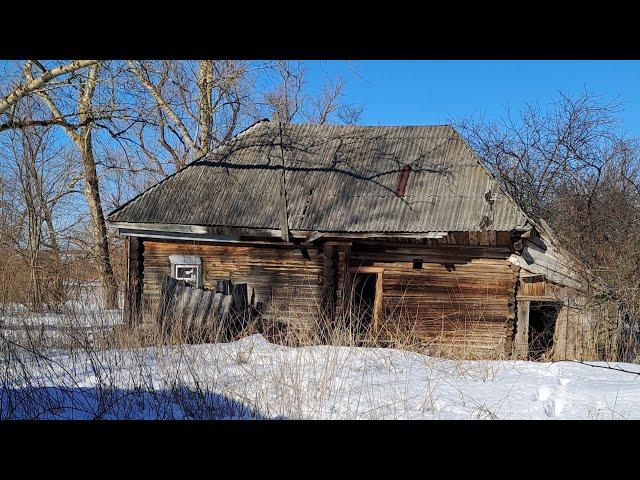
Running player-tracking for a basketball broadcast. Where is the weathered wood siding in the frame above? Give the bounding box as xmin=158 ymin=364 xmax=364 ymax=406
xmin=513 ymin=273 xmax=604 ymax=361
xmin=518 ymin=276 xmax=548 ymax=298
xmin=350 ymin=239 xmax=518 ymax=357
xmin=141 ymin=240 xmax=325 ymax=324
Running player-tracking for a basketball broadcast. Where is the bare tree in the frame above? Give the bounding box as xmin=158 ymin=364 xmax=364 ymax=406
xmin=0 ymin=60 xmax=98 ymax=116
xmin=303 ymin=75 xmax=363 ymax=125
xmin=23 ymin=61 xmax=118 ymax=309
xmin=0 ymin=59 xmax=365 ymax=315
xmin=263 ymin=61 xmax=306 ymax=123
xmin=126 ymin=60 xmax=249 ymax=170
xmin=263 ymin=61 xmax=362 ymax=125
xmin=457 ymin=92 xmax=626 ymax=219
xmin=456 ymin=91 xmax=640 ymax=360
xmin=0 ymin=98 xmax=73 ymax=311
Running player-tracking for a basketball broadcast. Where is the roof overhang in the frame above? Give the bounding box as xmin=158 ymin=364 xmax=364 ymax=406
xmin=109 ymin=221 xmax=452 ymax=244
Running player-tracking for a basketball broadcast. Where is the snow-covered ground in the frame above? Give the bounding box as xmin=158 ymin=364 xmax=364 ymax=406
xmin=0 ymin=283 xmax=122 ymax=328
xmin=2 ymin=333 xmax=640 ymax=419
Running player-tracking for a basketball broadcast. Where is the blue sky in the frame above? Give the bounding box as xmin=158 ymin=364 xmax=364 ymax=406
xmin=305 ymin=60 xmax=640 ymax=132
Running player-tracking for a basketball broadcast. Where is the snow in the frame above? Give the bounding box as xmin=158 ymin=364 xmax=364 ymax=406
xmin=1 ymin=284 xmax=122 ymax=328
xmin=3 ymin=333 xmax=640 ymax=419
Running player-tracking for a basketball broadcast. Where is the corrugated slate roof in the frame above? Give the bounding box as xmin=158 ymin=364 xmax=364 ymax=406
xmin=107 ymin=121 xmax=529 ymax=233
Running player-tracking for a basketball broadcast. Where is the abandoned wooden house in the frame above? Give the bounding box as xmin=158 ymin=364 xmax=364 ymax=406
xmin=107 ymin=119 xmax=601 ymax=360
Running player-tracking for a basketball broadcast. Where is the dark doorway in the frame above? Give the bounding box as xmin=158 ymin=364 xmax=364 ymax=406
xmin=528 ymin=302 xmax=561 ymax=360
xmin=351 ymin=273 xmax=377 ymax=334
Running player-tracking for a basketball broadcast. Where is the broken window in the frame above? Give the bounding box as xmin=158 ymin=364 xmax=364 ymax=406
xmin=174 ymin=265 xmax=200 ymax=287
xmin=169 ymin=254 xmax=202 ymax=288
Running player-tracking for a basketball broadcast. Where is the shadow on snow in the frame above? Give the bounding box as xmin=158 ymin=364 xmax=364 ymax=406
xmin=0 ymin=386 xmax=268 ymax=420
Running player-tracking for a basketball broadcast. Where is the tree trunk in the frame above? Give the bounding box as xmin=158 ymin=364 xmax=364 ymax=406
xmin=25 ymin=147 xmax=65 ymax=306
xmin=26 ymin=204 xmax=44 ymax=313
xmin=28 ymin=62 xmax=119 ymax=310
xmin=197 ymin=60 xmax=213 ymax=159
xmin=81 ymin=131 xmax=118 ymax=309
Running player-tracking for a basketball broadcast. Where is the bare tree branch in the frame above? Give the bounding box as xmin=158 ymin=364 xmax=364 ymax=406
xmin=0 ymin=60 xmax=98 ymax=115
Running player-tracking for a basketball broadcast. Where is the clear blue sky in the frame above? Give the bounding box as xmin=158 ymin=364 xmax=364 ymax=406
xmin=305 ymin=60 xmax=640 ymax=132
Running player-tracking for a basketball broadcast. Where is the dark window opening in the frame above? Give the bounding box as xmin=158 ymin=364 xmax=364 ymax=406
xmin=412 ymin=259 xmax=423 ymax=269
xmin=352 ymin=273 xmax=377 ymax=335
xmin=528 ymin=302 xmax=561 ymax=360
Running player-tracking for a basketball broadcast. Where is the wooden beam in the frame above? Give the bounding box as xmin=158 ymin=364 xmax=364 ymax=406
xmin=348 ymin=266 xmax=386 ymax=274
xmin=118 ymin=229 xmax=295 ymax=246
xmin=111 ymin=222 xmax=211 ymax=234
xmin=110 ymin=222 xmax=460 ymax=242
xmin=112 ymin=222 xmax=283 ymax=238
xmin=552 ymin=299 xmax=570 ymax=360
xmin=306 ymin=231 xmax=325 ymax=243
xmin=320 ymin=245 xmax=338 ymax=340
xmin=513 ymin=299 xmax=530 ymax=359
xmin=274 ymin=111 xmax=290 ymax=243
xmin=516 ymin=295 xmax=563 ymax=302
xmin=372 ymin=272 xmax=384 ymax=333
xmin=124 ymin=236 xmax=144 ymax=326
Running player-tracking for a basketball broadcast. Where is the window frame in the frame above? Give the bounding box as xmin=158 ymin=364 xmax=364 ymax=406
xmin=172 ymin=263 xmax=201 ymax=288
xmin=169 ymin=254 xmax=203 ymax=289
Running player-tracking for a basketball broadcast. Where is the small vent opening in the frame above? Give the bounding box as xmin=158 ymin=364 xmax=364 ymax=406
xmin=412 ymin=259 xmax=423 ymax=269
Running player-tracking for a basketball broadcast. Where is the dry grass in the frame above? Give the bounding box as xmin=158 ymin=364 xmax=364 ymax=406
xmin=0 ymin=276 xmax=635 ymax=420
xmin=0 ymin=284 xmax=520 ymax=420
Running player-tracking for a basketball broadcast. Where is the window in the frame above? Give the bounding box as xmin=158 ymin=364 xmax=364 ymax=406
xmin=169 ymin=254 xmax=202 ymax=288
xmin=174 ymin=264 xmax=200 ymax=287
xmin=412 ymin=259 xmax=423 ymax=269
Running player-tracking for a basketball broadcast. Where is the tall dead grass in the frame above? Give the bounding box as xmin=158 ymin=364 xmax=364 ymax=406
xmin=0 ymin=283 xmax=519 ymax=420
xmin=1 ymin=275 xmax=632 ymax=419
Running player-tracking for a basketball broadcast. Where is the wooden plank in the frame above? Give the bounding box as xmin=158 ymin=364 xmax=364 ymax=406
xmin=348 ymin=266 xmax=386 ymax=273
xmin=306 ymin=231 xmax=325 ymax=243
xmin=513 ymin=300 xmax=530 ymax=359
xmin=320 ymin=245 xmax=338 ymax=334
xmin=124 ymin=236 xmax=144 ymax=326
xmin=552 ymin=302 xmax=569 ymax=360
xmin=373 ymin=272 xmax=384 ymax=333
xmin=516 ymin=295 xmax=561 ymax=301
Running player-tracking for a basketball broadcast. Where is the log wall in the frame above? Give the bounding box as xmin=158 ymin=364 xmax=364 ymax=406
xmin=350 ymin=240 xmax=518 ymax=358
xmin=126 ymin=228 xmax=599 ymax=360
xmin=141 ymin=239 xmax=325 ymax=324
xmin=134 ymin=233 xmax=576 ymax=360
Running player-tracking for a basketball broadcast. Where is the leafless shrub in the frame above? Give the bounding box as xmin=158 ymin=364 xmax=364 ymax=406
xmin=456 ymin=91 xmax=640 ymax=361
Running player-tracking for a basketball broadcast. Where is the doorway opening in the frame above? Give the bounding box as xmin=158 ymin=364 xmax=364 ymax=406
xmin=351 ymin=273 xmax=377 ymax=334
xmin=528 ymin=302 xmax=561 ymax=360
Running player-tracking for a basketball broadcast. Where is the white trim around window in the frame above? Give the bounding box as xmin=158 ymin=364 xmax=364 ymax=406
xmin=169 ymin=254 xmax=202 ymax=288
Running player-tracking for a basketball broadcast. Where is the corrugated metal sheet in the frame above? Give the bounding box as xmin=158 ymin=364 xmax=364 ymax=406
xmin=108 ymin=121 xmax=529 ymax=233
